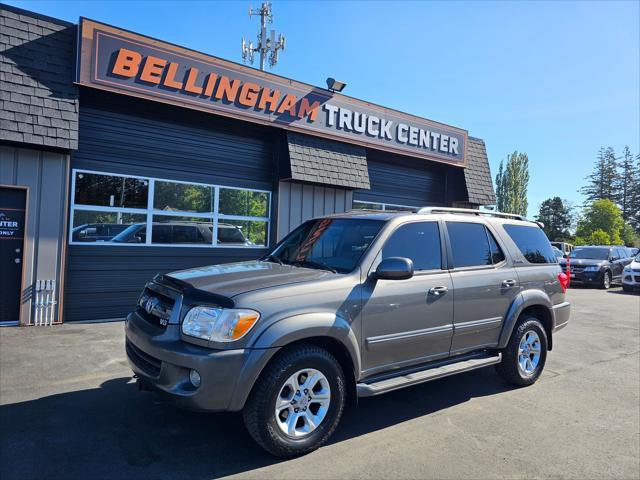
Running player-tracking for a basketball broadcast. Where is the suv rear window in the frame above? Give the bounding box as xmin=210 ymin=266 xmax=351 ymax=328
xmin=503 ymin=224 xmax=556 ymax=263
xmin=446 ymin=222 xmax=498 ymax=268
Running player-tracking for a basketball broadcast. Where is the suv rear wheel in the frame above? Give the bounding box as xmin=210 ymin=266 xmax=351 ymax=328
xmin=496 ymin=316 xmax=548 ymax=386
xmin=243 ymin=344 xmax=346 ymax=457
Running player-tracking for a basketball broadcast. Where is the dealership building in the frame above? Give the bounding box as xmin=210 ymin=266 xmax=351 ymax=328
xmin=0 ymin=4 xmax=495 ymax=325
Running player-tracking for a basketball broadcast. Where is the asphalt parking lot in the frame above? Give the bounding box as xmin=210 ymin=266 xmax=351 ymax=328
xmin=1 ymin=287 xmax=639 ymax=480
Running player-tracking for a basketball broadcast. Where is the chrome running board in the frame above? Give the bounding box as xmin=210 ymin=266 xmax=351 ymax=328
xmin=356 ymin=352 xmax=502 ymax=397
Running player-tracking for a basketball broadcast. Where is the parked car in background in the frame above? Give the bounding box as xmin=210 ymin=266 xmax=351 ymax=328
xmin=622 ymin=254 xmax=640 ymax=292
xmin=125 ymin=207 xmax=570 ymax=457
xmin=551 ymin=241 xmax=573 ymax=257
xmin=630 ymin=248 xmax=639 ymax=256
xmin=110 ymin=221 xmax=252 ymax=246
xmin=560 ymin=246 xmax=633 ymax=289
xmin=71 ymin=223 xmax=130 ymax=242
xmin=552 ymin=246 xmax=565 ymax=261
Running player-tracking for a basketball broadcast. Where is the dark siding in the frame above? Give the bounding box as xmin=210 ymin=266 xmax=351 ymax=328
xmin=65 ymin=92 xmax=275 ymax=321
xmin=65 ymin=247 xmax=264 ymax=321
xmin=355 ymin=150 xmax=448 ymax=207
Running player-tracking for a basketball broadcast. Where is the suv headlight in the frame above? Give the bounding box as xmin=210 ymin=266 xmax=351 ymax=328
xmin=583 ymin=266 xmax=599 ymax=272
xmin=624 ymin=265 xmax=631 ymax=272
xmin=182 ymin=306 xmax=260 ymax=342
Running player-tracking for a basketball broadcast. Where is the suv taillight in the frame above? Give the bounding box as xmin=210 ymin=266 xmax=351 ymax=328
xmin=558 ymin=272 xmax=569 ymax=293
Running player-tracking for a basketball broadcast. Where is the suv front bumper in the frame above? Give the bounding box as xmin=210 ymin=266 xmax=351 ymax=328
xmin=568 ymin=270 xmax=604 ymax=286
xmin=125 ymin=311 xmax=277 ymax=412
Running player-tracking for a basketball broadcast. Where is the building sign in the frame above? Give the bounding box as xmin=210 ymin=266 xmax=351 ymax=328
xmin=0 ymin=210 xmax=24 ymax=240
xmin=77 ymin=19 xmax=467 ymax=167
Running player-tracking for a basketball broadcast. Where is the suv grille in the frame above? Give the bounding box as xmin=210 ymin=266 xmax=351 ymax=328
xmin=137 ymin=286 xmax=176 ymax=328
xmin=126 ymin=339 xmax=161 ymax=377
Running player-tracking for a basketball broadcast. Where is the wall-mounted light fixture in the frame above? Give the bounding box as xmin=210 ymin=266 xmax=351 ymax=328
xmin=326 ymin=77 xmax=347 ymax=93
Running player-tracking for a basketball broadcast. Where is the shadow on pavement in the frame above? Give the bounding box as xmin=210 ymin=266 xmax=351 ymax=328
xmin=0 ymin=368 xmax=514 ymax=480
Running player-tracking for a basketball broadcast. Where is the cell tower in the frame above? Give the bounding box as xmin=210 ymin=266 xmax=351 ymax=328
xmin=241 ymin=2 xmax=286 ymax=71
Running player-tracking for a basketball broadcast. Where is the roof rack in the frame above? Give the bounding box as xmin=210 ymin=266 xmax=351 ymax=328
xmin=416 ymin=207 xmax=529 ymax=222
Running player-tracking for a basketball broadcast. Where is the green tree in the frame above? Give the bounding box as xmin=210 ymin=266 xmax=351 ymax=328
xmin=587 ymin=229 xmax=611 ymax=245
xmin=630 ymin=152 xmax=640 ymax=233
xmin=580 ymin=147 xmax=619 ymax=203
xmin=495 ymin=151 xmax=529 ymax=216
xmin=576 ymin=199 xmax=624 ymax=245
xmin=535 ymin=197 xmax=573 ymax=241
xmin=615 ymin=146 xmax=637 ymax=222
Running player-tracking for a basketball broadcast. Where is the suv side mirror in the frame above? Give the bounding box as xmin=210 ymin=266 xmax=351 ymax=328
xmin=375 ymin=257 xmax=414 ymax=280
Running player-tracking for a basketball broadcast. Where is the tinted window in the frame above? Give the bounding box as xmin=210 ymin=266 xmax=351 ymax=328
xmin=503 ymin=224 xmax=556 ymax=263
xmin=268 ymin=219 xmax=383 ymax=273
xmin=447 ymin=222 xmax=493 ymax=267
xmin=382 ymin=222 xmax=441 ymax=271
xmin=570 ymin=248 xmax=610 ymax=260
xmin=487 ymin=230 xmax=506 ymax=264
xmin=614 ymin=247 xmax=626 ymax=259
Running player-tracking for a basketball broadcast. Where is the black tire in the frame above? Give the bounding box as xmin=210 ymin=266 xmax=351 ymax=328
xmin=242 ymin=343 xmax=346 ymax=458
xmin=600 ymin=270 xmax=611 ymax=289
xmin=496 ymin=316 xmax=548 ymax=387
xmin=622 ymin=285 xmax=631 ymax=292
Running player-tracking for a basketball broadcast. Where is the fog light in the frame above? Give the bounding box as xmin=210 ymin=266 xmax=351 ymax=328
xmin=189 ymin=369 xmax=201 ymax=388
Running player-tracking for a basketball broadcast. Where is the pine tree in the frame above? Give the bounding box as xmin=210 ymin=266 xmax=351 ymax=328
xmin=535 ymin=197 xmax=573 ymax=241
xmin=603 ymin=147 xmax=620 ymax=201
xmin=494 ymin=151 xmax=529 ymax=216
xmin=615 ymin=146 xmax=636 ymax=222
xmin=630 ymin=153 xmax=640 ymax=233
xmin=580 ymin=147 xmax=620 ymax=203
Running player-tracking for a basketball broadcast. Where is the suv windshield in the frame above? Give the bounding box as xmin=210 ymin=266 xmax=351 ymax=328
xmin=569 ymin=248 xmax=610 ymax=260
xmin=264 ymin=218 xmax=384 ymax=273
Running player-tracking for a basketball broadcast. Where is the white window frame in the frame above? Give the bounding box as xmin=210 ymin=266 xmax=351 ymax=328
xmin=69 ymin=168 xmax=271 ymax=248
xmin=352 ymin=200 xmax=418 ymax=211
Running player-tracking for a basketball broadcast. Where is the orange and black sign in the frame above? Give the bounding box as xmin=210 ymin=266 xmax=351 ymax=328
xmin=77 ymin=19 xmax=468 ymax=167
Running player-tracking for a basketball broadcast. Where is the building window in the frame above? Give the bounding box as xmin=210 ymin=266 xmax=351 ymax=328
xmin=352 ymin=200 xmax=417 ymax=212
xmin=70 ymin=170 xmax=270 ymax=248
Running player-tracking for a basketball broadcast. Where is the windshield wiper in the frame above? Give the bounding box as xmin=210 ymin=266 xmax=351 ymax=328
xmin=292 ymin=260 xmax=338 ymax=273
xmin=262 ymin=254 xmax=284 ymax=265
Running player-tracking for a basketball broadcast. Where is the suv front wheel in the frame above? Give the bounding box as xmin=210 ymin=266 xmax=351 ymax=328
xmin=243 ymin=344 xmax=346 ymax=457
xmin=496 ymin=316 xmax=548 ymax=386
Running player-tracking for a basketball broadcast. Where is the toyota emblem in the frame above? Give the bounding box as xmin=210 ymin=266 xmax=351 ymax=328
xmin=145 ymin=297 xmax=160 ymax=314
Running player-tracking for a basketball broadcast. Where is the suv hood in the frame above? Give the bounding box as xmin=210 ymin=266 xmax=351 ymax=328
xmin=560 ymin=258 xmax=607 ymax=267
xmin=167 ymin=260 xmax=332 ymax=298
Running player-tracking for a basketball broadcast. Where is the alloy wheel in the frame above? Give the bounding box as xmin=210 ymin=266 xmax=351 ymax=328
xmin=274 ymin=368 xmax=331 ymax=438
xmin=517 ymin=330 xmax=542 ymax=376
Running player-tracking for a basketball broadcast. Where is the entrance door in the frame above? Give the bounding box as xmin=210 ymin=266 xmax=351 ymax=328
xmin=0 ymin=187 xmax=27 ymax=322
xmin=361 ymin=221 xmax=453 ymax=375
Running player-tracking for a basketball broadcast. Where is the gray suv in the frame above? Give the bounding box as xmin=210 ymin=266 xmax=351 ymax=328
xmin=125 ymin=207 xmax=571 ymax=457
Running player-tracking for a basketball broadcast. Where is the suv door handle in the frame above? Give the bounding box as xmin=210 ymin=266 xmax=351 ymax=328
xmin=502 ymin=279 xmax=517 ymax=288
xmin=428 ymin=286 xmax=449 ymax=296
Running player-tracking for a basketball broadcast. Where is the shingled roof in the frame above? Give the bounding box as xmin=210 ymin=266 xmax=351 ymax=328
xmin=464 ymin=137 xmax=496 ymax=206
xmin=287 ymin=132 xmax=370 ymax=189
xmin=0 ymin=4 xmax=78 ymax=150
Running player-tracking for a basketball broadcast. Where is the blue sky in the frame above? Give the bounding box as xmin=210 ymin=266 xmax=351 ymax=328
xmin=8 ymin=0 xmax=640 ymax=217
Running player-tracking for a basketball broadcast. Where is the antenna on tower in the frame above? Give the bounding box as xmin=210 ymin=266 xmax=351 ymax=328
xmin=241 ymin=2 xmax=286 ymax=71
